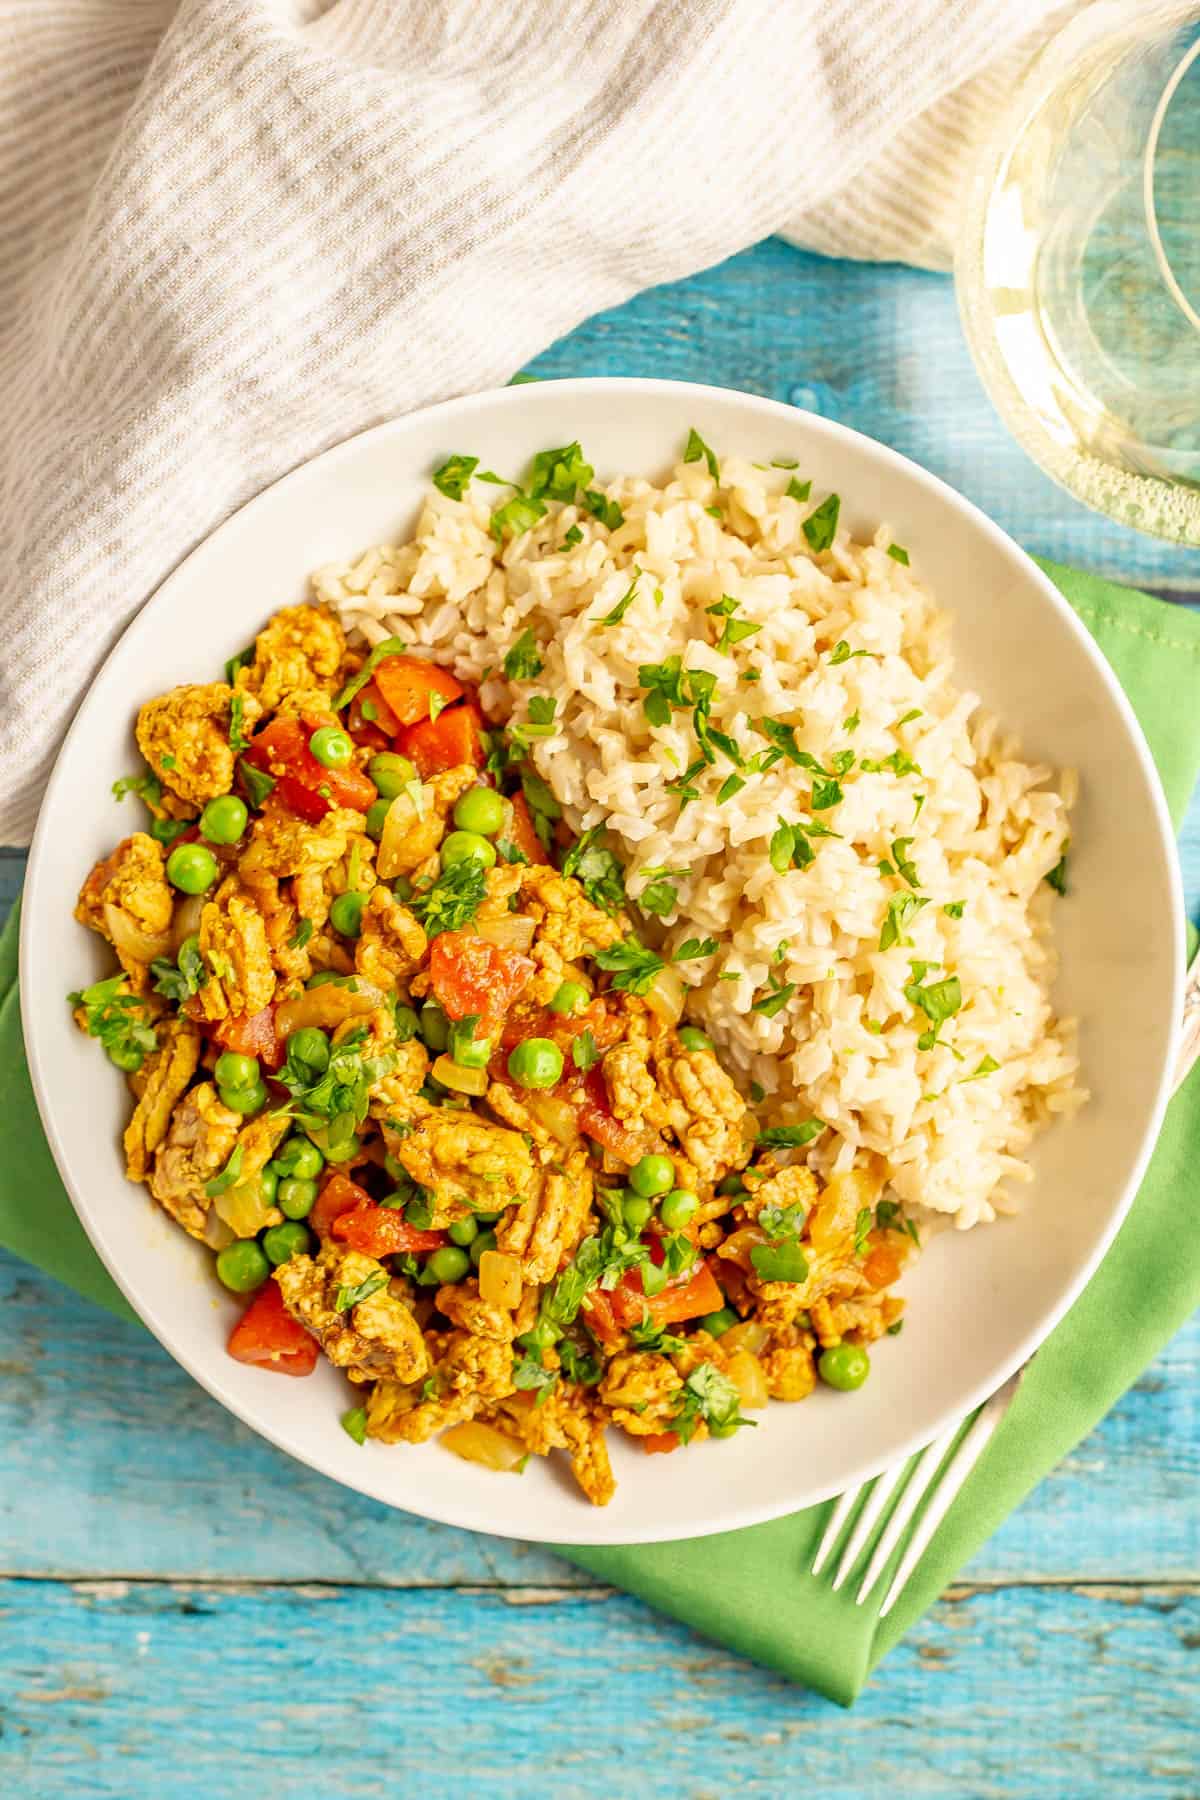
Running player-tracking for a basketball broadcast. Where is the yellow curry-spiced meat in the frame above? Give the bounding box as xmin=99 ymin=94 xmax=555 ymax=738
xmin=71 ymin=602 xmax=914 ymax=1504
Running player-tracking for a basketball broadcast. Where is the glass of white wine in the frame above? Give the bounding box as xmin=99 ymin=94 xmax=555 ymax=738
xmin=957 ymin=1 xmax=1200 ymax=545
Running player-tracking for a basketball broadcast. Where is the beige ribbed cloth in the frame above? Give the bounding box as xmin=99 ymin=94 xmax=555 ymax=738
xmin=1 ymin=0 xmax=1076 ymax=842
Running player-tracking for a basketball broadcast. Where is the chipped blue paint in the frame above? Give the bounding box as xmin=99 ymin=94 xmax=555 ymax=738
xmin=1 ymin=236 xmax=1198 ymax=1796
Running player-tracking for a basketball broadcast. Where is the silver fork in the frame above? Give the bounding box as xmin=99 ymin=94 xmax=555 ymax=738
xmin=812 ymin=955 xmax=1200 ymax=1619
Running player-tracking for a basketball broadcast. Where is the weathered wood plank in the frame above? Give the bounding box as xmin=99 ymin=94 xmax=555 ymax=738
xmin=0 ymin=1577 xmax=1196 ymax=1798
xmin=1 ymin=1251 xmax=1195 ymax=1586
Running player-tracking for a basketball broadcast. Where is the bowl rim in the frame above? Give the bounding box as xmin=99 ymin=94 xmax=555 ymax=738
xmin=21 ymin=375 xmax=1184 ymax=1544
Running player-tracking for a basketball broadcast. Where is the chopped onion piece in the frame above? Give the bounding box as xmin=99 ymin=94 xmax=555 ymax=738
xmin=644 ymin=963 xmax=685 ymax=1026
xmin=523 ymin=1093 xmax=580 ymax=1146
xmin=170 ymin=894 xmax=205 ymax=953
xmin=275 ymin=984 xmax=377 ymax=1037
xmin=441 ymin=1420 xmax=526 ymax=1472
xmin=478 ymin=1248 xmax=522 ymax=1309
xmin=213 ymin=1179 xmax=277 ymax=1239
xmin=432 ymin=1053 xmax=488 ymax=1097
xmin=376 ymin=787 xmax=430 ymax=880
xmin=103 ymin=901 xmax=172 ymax=966
xmin=720 ymin=1319 xmax=769 ymax=1357
xmin=475 ymin=914 xmax=536 ymax=953
xmin=725 ymin=1347 xmax=769 ymax=1408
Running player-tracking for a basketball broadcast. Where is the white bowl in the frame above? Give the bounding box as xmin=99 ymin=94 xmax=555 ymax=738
xmin=22 ymin=378 xmax=1182 ymax=1545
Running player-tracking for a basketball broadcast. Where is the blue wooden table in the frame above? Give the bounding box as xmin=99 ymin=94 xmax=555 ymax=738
xmin=2 ymin=237 xmax=1198 ymax=1798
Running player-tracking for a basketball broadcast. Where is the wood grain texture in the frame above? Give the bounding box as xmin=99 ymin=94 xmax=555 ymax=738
xmin=1 ymin=1578 xmax=1197 ymax=1800
xmin=3 ymin=236 xmax=1200 ymax=1790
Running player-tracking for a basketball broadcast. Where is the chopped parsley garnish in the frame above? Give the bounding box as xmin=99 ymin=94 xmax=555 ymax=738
xmin=542 ymin=1229 xmax=650 ymax=1329
xmin=491 ymin=491 xmax=548 ymax=542
xmin=889 ymin=837 xmax=921 ymax=889
xmin=496 ymin=838 xmax=529 ymax=865
xmin=628 ymin=1313 xmax=686 ymax=1355
xmin=581 ymin=489 xmax=624 ymax=530
xmin=204 ymin=1144 xmax=244 ymax=1198
xmin=405 ymin=858 xmax=487 ymax=937
xmin=859 ymin=749 xmax=923 ymax=778
xmin=334 ymin=1270 xmax=390 ymax=1313
xmin=289 ymin=917 xmax=314 ymax=949
xmin=829 ymin=640 xmax=872 ymax=665
xmin=159 ymin=754 xmax=177 ymax=770
xmin=1045 ymin=844 xmax=1069 ymax=895
xmin=150 ymin=937 xmax=206 ymax=1002
xmin=593 ymin=569 xmax=640 ymax=627
xmin=593 ymin=936 xmax=666 ymax=996
xmin=561 ymin=824 xmax=625 ymax=914
xmin=275 ymin=1024 xmax=395 ymax=1143
xmin=512 ymin=1350 xmax=558 ymax=1405
xmin=672 ymin=1362 xmax=752 ymax=1444
xmin=962 ymin=1054 xmax=1000 ymax=1082
xmin=706 ymin=594 xmax=761 ymax=654
xmin=803 ymin=493 xmax=841 ymax=552
xmin=749 ymin=1080 xmax=766 ymax=1103
xmin=751 ymin=972 xmax=796 ymax=1018
xmin=69 ymin=976 xmax=158 ymax=1066
xmin=771 ymin=457 xmax=799 ymax=469
xmin=562 ymin=524 xmax=584 ymax=548
xmin=224 ymin=644 xmax=254 ymax=687
xmin=666 ymin=756 xmax=708 ymax=813
xmin=332 ymin=635 xmax=408 ymax=712
xmin=887 ymin=543 xmax=910 ymax=565
xmin=942 ymin=900 xmax=965 ymax=919
xmin=571 ymin=1030 xmax=600 ymax=1072
xmin=502 ymin=629 xmax=544 ymax=681
xmin=854 ymin=1208 xmax=873 ymax=1258
xmin=673 ymin=937 xmax=717 ymax=962
xmin=786 ymin=477 xmax=812 ymax=502
xmin=810 ymin=773 xmax=843 ymax=810
xmin=756 ymin=1120 xmax=826 ymax=1149
xmin=904 ymin=967 xmax=963 ymax=1050
xmin=717 ymin=772 xmax=745 ymax=804
xmin=432 ymin=454 xmax=480 ymax=500
xmin=528 ymin=441 xmax=593 ymax=502
xmin=876 ymin=1199 xmax=921 ymax=1247
xmin=341 ymin=1407 xmax=368 ymax=1445
xmin=557 ymin=1338 xmax=603 ymax=1386
xmin=112 ymin=771 xmax=163 ymax=807
xmin=897 ymin=708 xmax=923 ymax=727
xmin=683 ymin=427 xmax=719 ymax=481
xmin=879 ymin=891 xmax=929 ymax=951
xmin=639 ymin=878 xmax=678 ymax=917
xmin=428 ymin=691 xmax=451 ymax=723
xmin=639 ymin=654 xmax=687 ymax=727
xmin=226 ymin=692 xmax=249 ymax=751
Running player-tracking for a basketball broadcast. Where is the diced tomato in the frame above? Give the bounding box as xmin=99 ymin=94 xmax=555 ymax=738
xmin=573 ymin=1067 xmax=645 ymax=1162
xmin=399 ymin=700 xmax=485 ymax=779
xmin=332 ymin=1201 xmax=446 ymax=1259
xmin=226 ymin=1280 xmax=319 ymax=1376
xmin=244 ymin=716 xmax=377 ymax=818
xmin=309 ymin=1172 xmax=374 ymax=1240
xmin=605 ymin=1254 xmax=722 ymax=1333
xmin=428 ymin=932 xmax=534 ymax=1035
xmin=348 ymin=679 xmax=401 ymax=741
xmin=861 ymin=1241 xmax=902 ymax=1291
xmin=580 ymin=1285 xmax=623 ymax=1350
xmin=210 ymin=1004 xmax=283 ymax=1072
xmin=506 ymin=791 xmax=552 ymax=865
xmin=372 ymin=653 xmax=464 ymax=727
xmin=642 ymin=1432 xmax=682 ymax=1455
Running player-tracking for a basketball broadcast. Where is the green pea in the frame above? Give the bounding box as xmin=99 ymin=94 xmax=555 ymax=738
xmin=261 ymin=1221 xmax=311 ymax=1266
xmin=660 ymin=1188 xmax=699 ymax=1230
xmin=309 ymin=725 xmax=353 ymax=769
xmin=447 ymin=1216 xmax=478 ymax=1247
xmin=329 ymin=890 xmax=367 ymax=938
xmin=518 ymin=1318 xmax=560 ymax=1351
xmin=200 ymin=794 xmax=248 ymax=845
xmin=166 ymin=842 xmax=218 ymax=895
xmin=274 ymin=1136 xmax=324 ymax=1180
xmin=622 ymin=1192 xmax=653 ymax=1231
xmin=215 ymin=1239 xmax=271 ymax=1293
xmin=277 ymin=1177 xmax=318 ymax=1220
xmin=548 ymin=980 xmax=588 ymax=1016
xmin=323 ymin=1132 xmax=361 ymax=1165
xmin=818 ymin=1343 xmax=871 ymax=1392
xmin=507 ymin=1037 xmax=564 ymax=1090
xmin=472 ymin=1210 xmax=503 ymax=1226
xmin=452 ymin=785 xmax=506 ymax=838
xmin=287 ymin=1027 xmax=329 ymax=1072
xmin=365 ymin=797 xmax=392 ymax=840
xmin=426 ymin=1245 xmax=471 ymax=1285
xmin=257 ymin=1164 xmax=279 ymax=1207
xmin=419 ymin=1003 xmax=450 ymax=1052
xmin=393 ymin=1004 xmax=421 ymax=1043
xmin=441 ymin=829 xmax=496 ymax=871
xmin=469 ymin=1229 xmax=497 ymax=1267
xmin=149 ymin=816 xmax=189 ymax=848
xmin=416 ymin=1261 xmax=443 ymax=1286
xmin=628 ymin=1153 xmax=675 ymax=1199
xmin=698 ymin=1306 xmax=738 ymax=1338
xmin=367 ymin=751 xmax=416 ymax=798
xmin=717 ymin=1172 xmax=747 ymax=1197
xmin=392 ymin=877 xmax=414 ymax=902
xmin=214 ymin=1050 xmax=259 ymax=1090
xmin=677 ymin=1026 xmax=713 ymax=1054
xmin=449 ymin=1016 xmax=493 ymax=1069
xmin=107 ymin=1042 xmax=144 ymax=1074
xmin=219 ymin=1080 xmax=268 ymax=1116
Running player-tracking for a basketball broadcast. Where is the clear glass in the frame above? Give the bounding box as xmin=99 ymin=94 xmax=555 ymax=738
xmin=957 ymin=1 xmax=1200 ymax=545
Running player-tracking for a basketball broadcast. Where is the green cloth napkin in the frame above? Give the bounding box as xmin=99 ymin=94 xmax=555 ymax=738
xmin=2 ymin=558 xmax=1200 ymax=1704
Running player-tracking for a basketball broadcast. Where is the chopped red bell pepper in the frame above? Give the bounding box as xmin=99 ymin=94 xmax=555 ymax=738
xmin=573 ymin=1067 xmax=645 ymax=1162
xmin=331 ymin=1202 xmax=446 ymax=1259
xmin=348 ymin=679 xmax=401 ymax=742
xmin=309 ymin=1172 xmax=375 ymax=1240
xmin=210 ymin=1004 xmax=283 ymax=1072
xmin=398 ymin=700 xmax=485 ymax=779
xmin=428 ymin=932 xmax=534 ymax=1035
xmin=243 ymin=716 xmax=377 ymax=818
xmin=612 ymin=1256 xmax=723 ymax=1330
xmin=372 ymin=653 xmax=464 ymax=727
xmin=226 ymin=1280 xmax=319 ymax=1376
